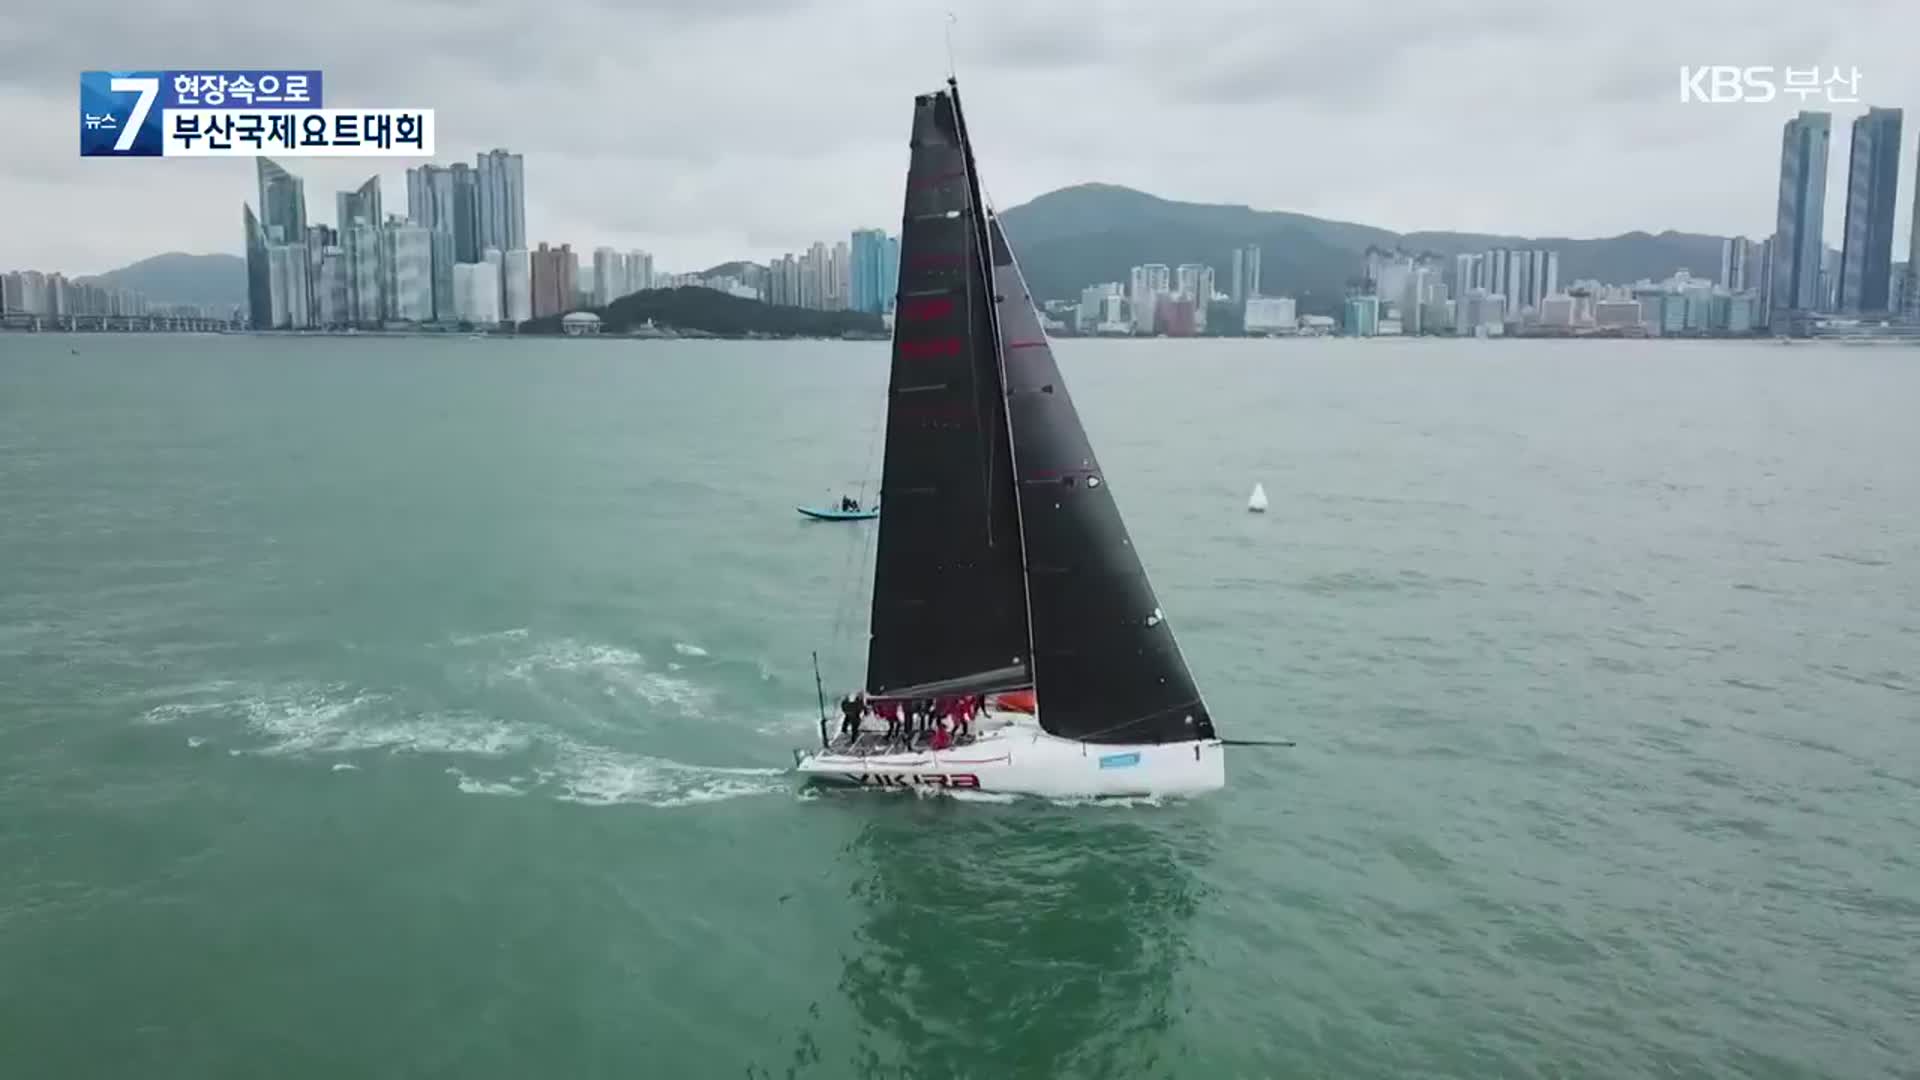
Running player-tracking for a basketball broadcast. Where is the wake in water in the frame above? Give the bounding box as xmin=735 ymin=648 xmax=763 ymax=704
xmin=133 ymin=631 xmax=794 ymax=809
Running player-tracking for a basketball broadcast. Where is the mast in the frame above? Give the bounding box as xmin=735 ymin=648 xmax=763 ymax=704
xmin=947 ymin=77 xmax=1041 ymax=703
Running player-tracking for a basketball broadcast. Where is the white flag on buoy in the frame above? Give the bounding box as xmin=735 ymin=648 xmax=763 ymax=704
xmin=1247 ymin=483 xmax=1268 ymax=512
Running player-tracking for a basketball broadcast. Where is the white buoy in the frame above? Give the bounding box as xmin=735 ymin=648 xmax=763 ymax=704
xmin=1247 ymin=483 xmax=1268 ymax=513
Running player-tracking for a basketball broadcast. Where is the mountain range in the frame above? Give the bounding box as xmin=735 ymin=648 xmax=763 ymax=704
xmin=79 ymin=252 xmax=248 ymax=309
xmin=994 ymin=184 xmax=1729 ymax=314
xmin=85 ymin=185 xmax=1730 ymax=315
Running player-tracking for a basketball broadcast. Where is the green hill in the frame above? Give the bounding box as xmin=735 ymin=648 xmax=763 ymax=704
xmin=79 ymin=252 xmax=247 ymax=309
xmin=997 ymin=184 xmax=1730 ymax=315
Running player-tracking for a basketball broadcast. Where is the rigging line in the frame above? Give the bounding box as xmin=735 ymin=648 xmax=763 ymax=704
xmin=944 ymin=12 xmax=957 ymax=81
xmin=823 ymin=330 xmax=891 ymax=682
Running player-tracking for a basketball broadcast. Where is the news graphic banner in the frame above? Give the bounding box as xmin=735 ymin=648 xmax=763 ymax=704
xmin=80 ymin=70 xmax=434 ymax=157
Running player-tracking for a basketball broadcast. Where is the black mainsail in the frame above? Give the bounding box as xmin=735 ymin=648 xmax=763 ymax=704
xmin=865 ymin=89 xmax=1031 ymax=700
xmin=865 ymin=81 xmax=1215 ymax=746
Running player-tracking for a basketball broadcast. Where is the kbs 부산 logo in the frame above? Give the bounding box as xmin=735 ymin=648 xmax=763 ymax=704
xmin=80 ymin=69 xmax=434 ymax=157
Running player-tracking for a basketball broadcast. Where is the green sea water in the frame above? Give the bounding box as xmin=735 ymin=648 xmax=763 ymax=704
xmin=2 ymin=334 xmax=1916 ymax=1079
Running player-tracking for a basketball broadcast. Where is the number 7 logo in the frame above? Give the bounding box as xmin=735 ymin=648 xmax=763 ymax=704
xmin=110 ymin=77 xmax=158 ymax=152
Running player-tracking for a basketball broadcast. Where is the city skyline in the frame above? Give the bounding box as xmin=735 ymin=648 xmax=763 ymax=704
xmin=4 ymin=0 xmax=1918 ymax=275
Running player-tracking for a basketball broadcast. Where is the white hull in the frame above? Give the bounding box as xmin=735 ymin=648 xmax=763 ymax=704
xmin=794 ymin=715 xmax=1225 ymax=798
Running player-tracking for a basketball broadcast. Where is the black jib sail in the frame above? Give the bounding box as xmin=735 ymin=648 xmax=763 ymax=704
xmin=864 ymin=89 xmax=1031 ymax=700
xmin=949 ymin=83 xmax=1216 ymax=745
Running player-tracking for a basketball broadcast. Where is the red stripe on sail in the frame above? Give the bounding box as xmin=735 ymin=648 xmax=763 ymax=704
xmin=1005 ymin=340 xmax=1048 ymax=349
xmin=899 ymin=296 xmax=955 ymax=321
xmin=898 ymin=337 xmax=962 ymax=359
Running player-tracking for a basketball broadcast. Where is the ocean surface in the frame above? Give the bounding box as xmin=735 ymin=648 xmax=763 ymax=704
xmin=2 ymin=334 xmax=1916 ymax=1079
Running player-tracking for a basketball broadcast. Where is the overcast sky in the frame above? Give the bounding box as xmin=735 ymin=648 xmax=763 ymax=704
xmin=3 ymin=0 xmax=1917 ymax=276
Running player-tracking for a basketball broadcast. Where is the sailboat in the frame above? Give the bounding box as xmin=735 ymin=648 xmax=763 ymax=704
xmin=1248 ymin=483 xmax=1269 ymax=513
xmin=792 ymin=80 xmax=1225 ymax=798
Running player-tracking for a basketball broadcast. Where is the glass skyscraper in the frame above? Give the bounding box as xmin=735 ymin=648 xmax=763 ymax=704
xmin=1837 ymin=107 xmax=1902 ymax=314
xmin=256 ymin=158 xmax=306 ymax=245
xmin=242 ymin=204 xmax=272 ymax=328
xmin=1769 ymin=111 xmax=1831 ymax=330
xmin=476 ymin=150 xmax=526 ymax=255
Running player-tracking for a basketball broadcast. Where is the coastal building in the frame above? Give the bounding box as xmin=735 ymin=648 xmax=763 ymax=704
xmin=1594 ymin=299 xmax=1640 ymax=328
xmin=1908 ymin=148 xmax=1920 ymax=317
xmin=386 ymin=222 xmax=434 ymax=322
xmin=851 ymin=228 xmax=890 ymax=314
xmin=1244 ymin=296 xmax=1297 ymax=335
xmin=315 ymin=247 xmax=347 ymax=327
xmin=257 ymin=157 xmax=306 ymax=245
xmin=1079 ymin=283 xmax=1123 ymax=331
xmin=1343 ymin=295 xmax=1379 ymax=336
xmin=593 ymin=247 xmax=622 ymax=307
xmin=266 ymin=244 xmax=309 ymax=328
xmin=406 ymin=163 xmax=480 ymax=264
xmin=343 ymin=224 xmax=383 ymax=326
xmin=1229 ymin=244 xmax=1261 ymax=303
xmin=1720 ymin=236 xmax=1750 ymax=291
xmin=453 ymin=260 xmax=502 ymax=325
xmin=626 ymin=250 xmax=653 ymax=295
xmin=336 ymin=175 xmax=382 ymax=232
xmin=1769 ymin=111 xmax=1832 ymax=331
xmin=1155 ymin=296 xmax=1197 ymax=337
xmin=530 ymin=242 xmax=575 ymax=319
xmin=429 ymin=232 xmax=455 ymax=321
xmin=476 ymin=149 xmax=526 ymax=255
xmin=503 ymin=249 xmax=532 ymax=325
xmin=1129 ymin=264 xmax=1170 ymax=334
xmin=1838 ymin=107 xmax=1903 ymax=313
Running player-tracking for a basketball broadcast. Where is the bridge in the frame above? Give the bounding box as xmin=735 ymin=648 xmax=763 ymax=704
xmin=1 ymin=312 xmax=241 ymax=333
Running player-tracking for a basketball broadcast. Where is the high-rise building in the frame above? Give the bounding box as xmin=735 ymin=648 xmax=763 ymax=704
xmin=503 ymin=249 xmax=532 ymax=325
xmin=1907 ymin=143 xmax=1920 ymax=319
xmin=626 ymin=250 xmax=653 ymax=295
xmin=1720 ymin=237 xmax=1750 ymax=291
xmin=406 ymin=165 xmax=444 ymax=230
xmin=336 ymin=176 xmax=382 ymax=231
xmin=407 ymin=163 xmax=480 ymax=264
xmin=452 ymin=261 xmax=502 ymax=325
xmin=593 ymin=247 xmax=622 ymax=306
xmin=830 ymin=240 xmax=851 ymax=310
xmin=1453 ymin=253 xmax=1479 ymax=296
xmin=344 ymin=224 xmax=384 ymax=326
xmin=243 ymin=204 xmax=272 ymax=328
xmin=1838 ymin=107 xmax=1903 ymax=313
xmin=266 ymin=243 xmax=311 ymax=328
xmin=1229 ymin=243 xmax=1261 ymax=301
xmin=476 ymin=149 xmax=526 ymax=255
xmin=429 ymin=231 xmax=455 ymax=321
xmin=1343 ymin=295 xmax=1379 ymax=336
xmin=256 ymin=158 xmax=306 ymax=245
xmin=385 ymin=222 xmax=433 ymax=322
xmin=800 ymin=242 xmax=829 ymax=310
xmin=316 ymin=246 xmax=348 ymax=327
xmin=850 ymin=228 xmax=889 ymax=313
xmin=1770 ymin=111 xmax=1832 ymax=330
xmin=530 ymin=242 xmax=575 ymax=318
